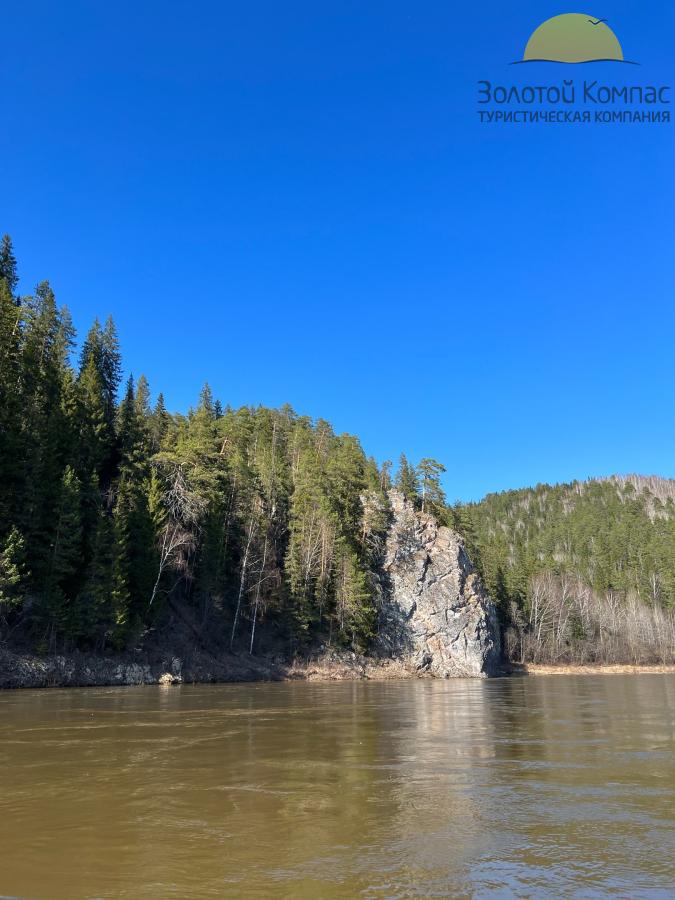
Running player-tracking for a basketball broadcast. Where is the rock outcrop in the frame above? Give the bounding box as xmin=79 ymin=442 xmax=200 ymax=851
xmin=376 ymin=491 xmax=501 ymax=677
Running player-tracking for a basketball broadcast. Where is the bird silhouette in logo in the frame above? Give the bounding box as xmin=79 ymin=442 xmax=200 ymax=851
xmin=517 ymin=13 xmax=634 ymax=64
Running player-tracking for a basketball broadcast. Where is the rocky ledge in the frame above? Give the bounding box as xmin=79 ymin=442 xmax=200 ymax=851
xmin=0 ymin=647 xmax=286 ymax=690
xmin=375 ymin=491 xmax=501 ymax=677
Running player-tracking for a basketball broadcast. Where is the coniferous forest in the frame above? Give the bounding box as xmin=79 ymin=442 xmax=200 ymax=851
xmin=1 ymin=235 xmax=437 ymax=658
xmin=1 ymin=234 xmax=674 ymax=665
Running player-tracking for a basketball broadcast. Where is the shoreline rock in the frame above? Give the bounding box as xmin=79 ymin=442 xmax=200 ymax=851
xmin=3 ymin=648 xmax=671 ymax=690
xmin=0 ymin=644 xmax=508 ymax=691
xmin=375 ymin=492 xmax=501 ymax=677
xmin=0 ymin=647 xmax=284 ymax=690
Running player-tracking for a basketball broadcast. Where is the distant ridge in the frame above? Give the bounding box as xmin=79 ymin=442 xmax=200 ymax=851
xmin=455 ymin=474 xmax=675 ymax=665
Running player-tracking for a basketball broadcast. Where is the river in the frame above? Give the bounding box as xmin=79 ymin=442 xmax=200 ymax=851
xmin=1 ymin=675 xmax=673 ymax=898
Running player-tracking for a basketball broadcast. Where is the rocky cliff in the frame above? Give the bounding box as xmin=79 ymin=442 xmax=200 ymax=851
xmin=376 ymin=491 xmax=501 ymax=677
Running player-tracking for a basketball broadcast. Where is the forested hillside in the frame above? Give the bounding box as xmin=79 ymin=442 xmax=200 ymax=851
xmin=2 ymin=234 xmax=674 ymax=668
xmin=456 ymin=477 xmax=675 ymax=664
xmin=0 ymin=236 xmax=452 ymax=659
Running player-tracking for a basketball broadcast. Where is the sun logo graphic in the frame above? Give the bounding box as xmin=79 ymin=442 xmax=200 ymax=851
xmin=515 ymin=13 xmax=636 ymax=64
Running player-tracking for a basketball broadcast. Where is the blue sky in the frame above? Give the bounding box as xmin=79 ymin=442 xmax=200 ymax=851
xmin=2 ymin=1 xmax=674 ymax=501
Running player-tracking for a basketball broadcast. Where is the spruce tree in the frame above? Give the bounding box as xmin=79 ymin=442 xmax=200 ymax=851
xmin=0 ymin=279 xmax=23 ymax=530
xmin=149 ymin=393 xmax=170 ymax=452
xmin=100 ymin=315 xmax=123 ymax=425
xmin=134 ymin=374 xmax=151 ymax=430
xmin=42 ymin=467 xmax=84 ymax=645
xmin=395 ymin=453 xmax=419 ymax=502
xmin=0 ymin=234 xmax=18 ymax=297
xmin=114 ymin=376 xmax=156 ymax=637
xmin=19 ymin=283 xmax=75 ymax=581
xmin=74 ymin=509 xmax=115 ymax=647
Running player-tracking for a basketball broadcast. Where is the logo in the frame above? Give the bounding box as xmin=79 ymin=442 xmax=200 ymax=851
xmin=476 ymin=13 xmax=671 ymax=125
xmin=516 ymin=13 xmax=635 ymax=65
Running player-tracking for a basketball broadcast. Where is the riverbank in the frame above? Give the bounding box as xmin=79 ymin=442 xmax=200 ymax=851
xmin=0 ymin=646 xmax=285 ymax=689
xmin=520 ymin=663 xmax=675 ymax=676
xmin=3 ymin=647 xmax=674 ymax=689
xmin=0 ymin=646 xmax=425 ymax=690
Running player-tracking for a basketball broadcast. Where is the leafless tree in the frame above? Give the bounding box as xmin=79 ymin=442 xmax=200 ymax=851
xmin=149 ymin=463 xmax=207 ymax=607
xmin=518 ymin=571 xmax=675 ymax=665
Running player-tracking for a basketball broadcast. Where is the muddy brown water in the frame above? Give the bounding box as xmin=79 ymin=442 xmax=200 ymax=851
xmin=1 ymin=675 xmax=673 ymax=898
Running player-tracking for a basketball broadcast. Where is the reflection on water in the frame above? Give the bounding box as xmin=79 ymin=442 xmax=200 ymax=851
xmin=0 ymin=675 xmax=673 ymax=898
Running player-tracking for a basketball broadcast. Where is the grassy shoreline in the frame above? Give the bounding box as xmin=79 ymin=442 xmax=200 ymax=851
xmin=518 ymin=663 xmax=675 ymax=676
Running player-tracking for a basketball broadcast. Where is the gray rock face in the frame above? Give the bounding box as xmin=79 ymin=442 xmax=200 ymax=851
xmin=377 ymin=492 xmax=501 ymax=677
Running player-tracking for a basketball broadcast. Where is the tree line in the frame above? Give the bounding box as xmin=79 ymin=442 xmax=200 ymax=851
xmin=454 ymin=477 xmax=675 ymax=664
xmin=0 ymin=235 xmax=449 ymax=657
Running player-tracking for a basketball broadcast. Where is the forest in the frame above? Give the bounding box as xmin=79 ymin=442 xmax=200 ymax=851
xmin=0 ymin=235 xmax=452 ymax=657
xmin=1 ymin=234 xmax=673 ymax=665
xmin=456 ymin=476 xmax=675 ymax=664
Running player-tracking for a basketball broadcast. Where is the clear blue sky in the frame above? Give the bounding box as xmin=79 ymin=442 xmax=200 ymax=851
xmin=2 ymin=1 xmax=674 ymax=501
